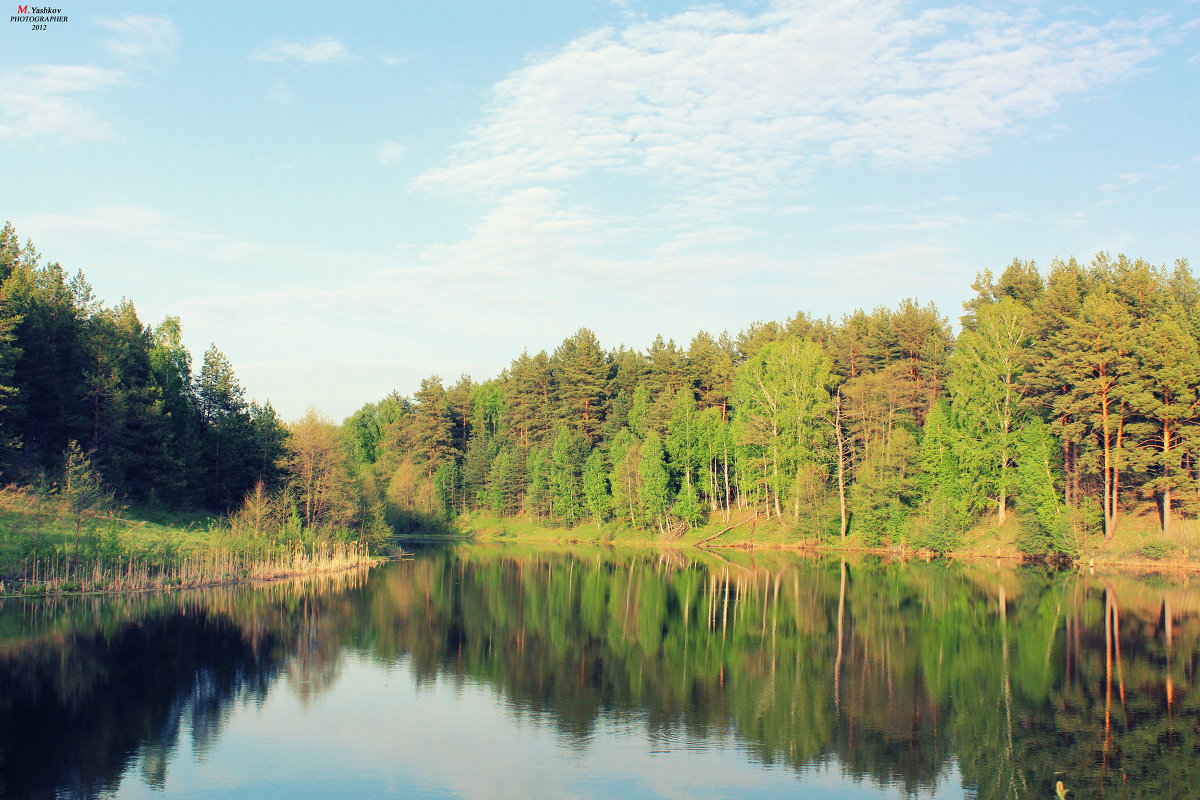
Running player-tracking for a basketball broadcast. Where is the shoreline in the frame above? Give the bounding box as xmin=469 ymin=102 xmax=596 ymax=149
xmin=447 ymin=513 xmax=1200 ymax=576
xmin=1 ymin=547 xmax=384 ymax=599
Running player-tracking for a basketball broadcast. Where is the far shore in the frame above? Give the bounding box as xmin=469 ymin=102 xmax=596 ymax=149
xmin=448 ymin=509 xmax=1200 ymax=576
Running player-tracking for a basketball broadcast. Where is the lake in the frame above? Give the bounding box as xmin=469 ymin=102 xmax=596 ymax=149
xmin=0 ymin=546 xmax=1195 ymax=799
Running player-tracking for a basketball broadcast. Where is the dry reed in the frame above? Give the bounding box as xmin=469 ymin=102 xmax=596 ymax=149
xmin=12 ymin=540 xmax=379 ymax=597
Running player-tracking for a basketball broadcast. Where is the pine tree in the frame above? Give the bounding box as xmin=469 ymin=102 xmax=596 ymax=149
xmin=504 ymin=350 xmax=554 ymax=446
xmin=1125 ymin=313 xmax=1200 ymax=536
xmin=551 ymin=328 xmax=609 ymax=441
xmin=410 ymin=376 xmax=456 ymax=478
xmin=1053 ymin=288 xmax=1136 ymax=538
xmin=196 ymin=344 xmax=257 ymax=508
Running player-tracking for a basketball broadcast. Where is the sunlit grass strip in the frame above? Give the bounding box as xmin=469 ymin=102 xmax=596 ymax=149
xmin=10 ymin=540 xmax=378 ymax=597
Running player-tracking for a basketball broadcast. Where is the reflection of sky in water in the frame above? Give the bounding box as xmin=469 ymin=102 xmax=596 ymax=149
xmin=111 ymin=653 xmax=964 ymax=799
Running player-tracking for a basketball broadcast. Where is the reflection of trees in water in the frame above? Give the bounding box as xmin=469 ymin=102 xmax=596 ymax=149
xmin=0 ymin=570 xmax=368 ymax=800
xmin=1 ymin=555 xmax=1197 ymax=799
xmin=370 ymin=549 xmax=1200 ymax=799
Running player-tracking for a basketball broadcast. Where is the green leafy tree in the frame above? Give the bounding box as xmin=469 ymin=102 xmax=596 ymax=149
xmin=549 ymin=426 xmax=586 ymax=523
xmin=284 ymin=408 xmax=352 ymax=530
xmin=582 ymin=448 xmax=611 ymax=522
xmin=671 ymin=480 xmax=704 ymax=529
xmin=638 ymin=432 xmax=670 ymax=533
xmin=948 ymin=298 xmax=1031 ymax=525
xmin=628 ymin=383 xmax=652 ymax=439
xmin=851 ymin=425 xmax=919 ymax=547
xmin=60 ymin=440 xmax=111 ymax=560
xmin=1054 ymin=288 xmax=1136 ymax=538
xmin=734 ymin=336 xmax=833 ymax=519
xmin=914 ymin=401 xmax=968 ymax=552
xmin=665 ymin=388 xmax=700 ymax=494
xmin=1014 ymin=419 xmax=1071 ymax=559
xmin=523 ymin=446 xmax=551 ymax=520
xmin=608 ymin=428 xmax=641 ymax=526
xmin=433 ymin=462 xmax=459 ymax=518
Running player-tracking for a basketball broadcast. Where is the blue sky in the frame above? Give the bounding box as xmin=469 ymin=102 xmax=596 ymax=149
xmin=2 ymin=0 xmax=1198 ymax=420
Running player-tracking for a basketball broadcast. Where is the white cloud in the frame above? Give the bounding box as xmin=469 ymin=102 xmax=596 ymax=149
xmin=19 ymin=204 xmax=265 ymax=261
xmin=416 ymin=0 xmax=1163 ymax=207
xmin=250 ymin=38 xmax=354 ymax=64
xmin=0 ymin=16 xmax=175 ymax=143
xmin=0 ymin=65 xmax=125 ymax=142
xmin=376 ymin=141 xmax=408 ymax=165
xmin=396 ymin=0 xmax=1165 ymax=357
xmin=98 ymin=15 xmax=179 ymax=61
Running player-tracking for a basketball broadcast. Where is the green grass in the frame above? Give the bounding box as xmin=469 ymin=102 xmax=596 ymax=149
xmin=458 ymin=509 xmax=865 ymax=550
xmin=453 ymin=504 xmax=1200 ymax=571
xmin=0 ymin=487 xmax=377 ymax=595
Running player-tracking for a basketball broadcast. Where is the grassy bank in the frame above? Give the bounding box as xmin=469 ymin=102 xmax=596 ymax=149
xmin=453 ymin=505 xmax=1200 ymax=572
xmin=0 ymin=487 xmax=379 ymax=596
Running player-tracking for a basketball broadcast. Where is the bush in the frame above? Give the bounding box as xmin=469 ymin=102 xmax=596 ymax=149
xmin=1137 ymin=541 xmax=1171 ymax=561
xmin=913 ymin=498 xmax=962 ymax=555
xmin=1017 ymin=507 xmax=1088 ymax=563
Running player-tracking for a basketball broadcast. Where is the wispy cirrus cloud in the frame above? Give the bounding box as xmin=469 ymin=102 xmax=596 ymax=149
xmin=20 ymin=204 xmax=265 ymax=262
xmin=98 ymin=15 xmax=179 ymax=62
xmin=0 ymin=14 xmax=176 ymax=143
xmin=250 ymin=38 xmax=355 ymax=64
xmin=416 ymin=0 xmax=1163 ymax=207
xmin=400 ymin=0 xmax=1166 ymax=323
xmin=0 ymin=65 xmax=125 ymax=142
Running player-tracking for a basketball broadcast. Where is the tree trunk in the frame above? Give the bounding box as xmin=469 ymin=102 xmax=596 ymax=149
xmin=722 ymin=441 xmax=731 ymax=522
xmin=1163 ymin=419 xmax=1172 ymax=538
xmin=836 ymin=388 xmax=848 ymax=540
xmin=1101 ymin=393 xmax=1114 ymax=539
xmin=1112 ymin=410 xmax=1124 ymax=535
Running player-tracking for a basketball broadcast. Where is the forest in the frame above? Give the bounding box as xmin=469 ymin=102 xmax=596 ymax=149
xmin=2 ymin=220 xmax=1197 ymax=558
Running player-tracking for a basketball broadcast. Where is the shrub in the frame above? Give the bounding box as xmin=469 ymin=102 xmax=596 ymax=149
xmin=1137 ymin=541 xmax=1171 ymax=561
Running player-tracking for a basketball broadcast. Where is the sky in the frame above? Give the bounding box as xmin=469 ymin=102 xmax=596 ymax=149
xmin=2 ymin=0 xmax=1198 ymax=421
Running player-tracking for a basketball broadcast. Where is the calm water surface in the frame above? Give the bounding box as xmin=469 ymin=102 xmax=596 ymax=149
xmin=0 ymin=547 xmax=1195 ymax=799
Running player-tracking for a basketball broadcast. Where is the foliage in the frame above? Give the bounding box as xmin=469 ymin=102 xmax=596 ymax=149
xmin=6 ymin=221 xmax=1200 ymax=554
xmin=59 ymin=440 xmax=112 ymax=555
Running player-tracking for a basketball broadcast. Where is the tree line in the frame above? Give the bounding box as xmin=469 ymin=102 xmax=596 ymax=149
xmin=0 ymin=223 xmax=378 ymax=542
xmin=4 ymin=220 xmax=1196 ymax=556
xmin=344 ymin=253 xmax=1198 ymax=557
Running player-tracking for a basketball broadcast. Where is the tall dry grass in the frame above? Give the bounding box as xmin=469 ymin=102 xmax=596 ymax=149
xmin=14 ymin=540 xmax=377 ymax=596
